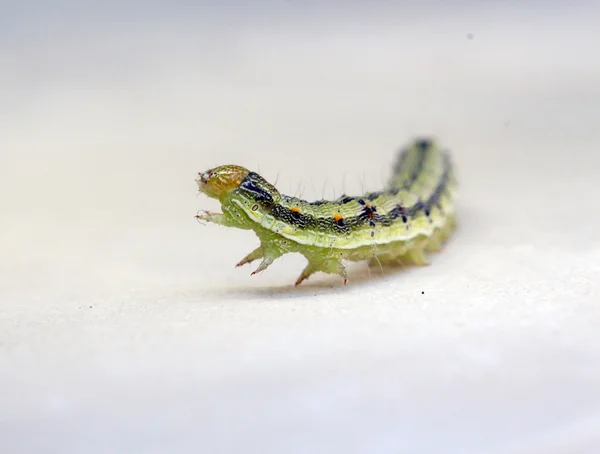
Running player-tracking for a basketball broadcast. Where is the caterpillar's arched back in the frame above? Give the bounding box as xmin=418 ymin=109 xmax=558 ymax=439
xmin=195 ymin=138 xmax=457 ymax=286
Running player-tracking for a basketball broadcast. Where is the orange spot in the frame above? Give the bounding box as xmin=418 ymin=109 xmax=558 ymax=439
xmin=290 ymin=207 xmax=301 ymax=213
xmin=333 ymin=213 xmax=343 ymax=222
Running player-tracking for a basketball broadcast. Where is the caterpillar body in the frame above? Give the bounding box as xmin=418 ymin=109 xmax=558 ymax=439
xmin=195 ymin=138 xmax=457 ymax=286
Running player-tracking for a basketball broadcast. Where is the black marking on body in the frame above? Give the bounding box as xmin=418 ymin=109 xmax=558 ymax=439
xmin=338 ymin=195 xmax=355 ymax=204
xmin=268 ymin=151 xmax=451 ymax=233
xmin=364 ymin=191 xmax=383 ymax=201
xmin=272 ymin=204 xmax=311 ymax=228
xmin=411 ymin=200 xmax=426 ymax=215
xmin=242 ymin=146 xmax=452 ymax=239
xmin=406 ymin=152 xmax=452 ymax=217
xmin=406 ymin=149 xmax=427 ymax=188
xmin=388 ymin=204 xmax=405 ymax=219
xmin=271 ymin=204 xmax=351 ymax=234
xmin=392 ymin=146 xmax=410 ymax=175
xmin=359 ymin=204 xmax=375 ymax=222
xmin=416 ymin=138 xmax=432 ymax=150
xmin=239 ymin=172 xmax=275 ymax=207
xmin=393 ymin=138 xmax=432 ymax=191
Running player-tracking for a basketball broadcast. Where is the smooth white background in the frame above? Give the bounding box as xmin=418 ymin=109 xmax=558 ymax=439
xmin=2 ymin=2 xmax=599 ymax=453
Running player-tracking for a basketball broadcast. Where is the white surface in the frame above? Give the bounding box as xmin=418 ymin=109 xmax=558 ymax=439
xmin=2 ymin=3 xmax=600 ymax=453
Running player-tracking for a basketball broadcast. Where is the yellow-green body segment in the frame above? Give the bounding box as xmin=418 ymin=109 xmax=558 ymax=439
xmin=196 ymin=138 xmax=457 ymax=286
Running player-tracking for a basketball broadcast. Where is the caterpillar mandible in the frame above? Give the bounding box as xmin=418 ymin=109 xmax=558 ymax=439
xmin=195 ymin=138 xmax=457 ymax=286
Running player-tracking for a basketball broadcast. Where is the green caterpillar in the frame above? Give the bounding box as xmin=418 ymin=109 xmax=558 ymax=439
xmin=195 ymin=138 xmax=457 ymax=286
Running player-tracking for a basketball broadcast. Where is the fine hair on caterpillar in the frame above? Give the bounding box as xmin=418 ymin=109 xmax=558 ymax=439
xmin=195 ymin=138 xmax=457 ymax=286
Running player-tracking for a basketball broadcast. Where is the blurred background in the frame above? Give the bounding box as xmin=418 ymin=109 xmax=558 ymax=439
xmin=1 ymin=1 xmax=600 ymax=453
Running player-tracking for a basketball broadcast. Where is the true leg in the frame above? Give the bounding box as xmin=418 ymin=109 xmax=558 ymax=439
xmin=195 ymin=210 xmax=236 ymax=227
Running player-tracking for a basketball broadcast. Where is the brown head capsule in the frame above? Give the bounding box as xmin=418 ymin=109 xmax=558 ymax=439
xmin=196 ymin=165 xmax=250 ymax=200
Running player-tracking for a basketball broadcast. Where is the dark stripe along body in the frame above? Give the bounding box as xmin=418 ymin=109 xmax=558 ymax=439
xmin=198 ymin=137 xmax=457 ymax=285
xmin=232 ymin=139 xmax=456 ymax=256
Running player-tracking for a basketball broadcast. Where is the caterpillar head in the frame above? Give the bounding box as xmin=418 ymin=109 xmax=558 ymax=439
xmin=196 ymin=165 xmax=251 ymax=200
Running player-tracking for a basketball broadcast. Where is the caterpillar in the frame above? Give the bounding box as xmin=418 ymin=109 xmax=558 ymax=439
xmin=195 ymin=138 xmax=457 ymax=286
